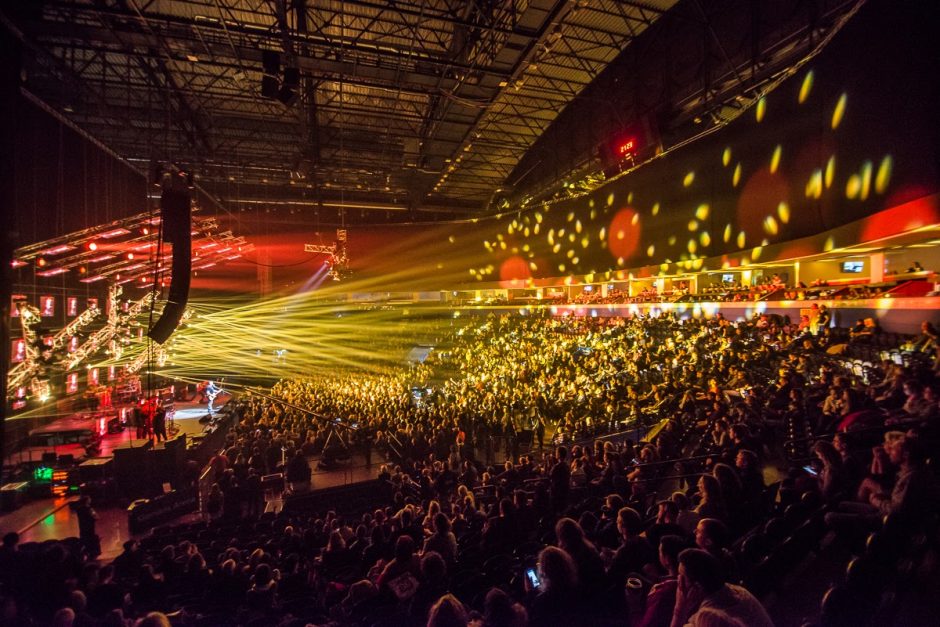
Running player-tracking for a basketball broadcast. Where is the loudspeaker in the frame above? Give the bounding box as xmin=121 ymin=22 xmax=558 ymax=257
xmin=282 ymin=67 xmax=299 ymax=89
xmin=261 ymin=74 xmax=279 ymax=99
xmin=262 ymin=50 xmax=280 ymax=75
xmin=148 ymin=184 xmax=192 ymax=345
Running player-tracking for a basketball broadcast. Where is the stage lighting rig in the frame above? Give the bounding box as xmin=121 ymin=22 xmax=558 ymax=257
xmin=304 ymin=229 xmax=350 ymax=281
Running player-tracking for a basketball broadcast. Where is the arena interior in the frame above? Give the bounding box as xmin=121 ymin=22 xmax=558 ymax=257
xmin=2 ymin=1 xmax=940 ymax=626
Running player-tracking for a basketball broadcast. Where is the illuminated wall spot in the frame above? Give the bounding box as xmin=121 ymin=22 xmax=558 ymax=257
xmin=846 ymin=174 xmax=860 ymax=199
xmin=567 ymin=212 xmax=575 ymax=222
xmin=799 ymin=70 xmax=814 ymax=104
xmin=607 ymin=193 xmax=615 ymax=206
xmin=695 ymin=203 xmax=710 ymax=220
xmin=651 ymin=202 xmax=660 ymax=216
xmin=608 ymin=208 xmax=641 ymax=260
xmin=668 ymin=235 xmax=677 ymax=245
xmin=763 ymin=216 xmax=779 ymax=236
xmin=589 ymin=199 xmax=595 ymax=208
xmin=568 ymin=233 xmax=576 ymax=243
xmin=687 ymin=239 xmax=697 ymax=254
xmin=683 ymin=171 xmax=695 ymax=187
xmin=825 ymin=156 xmax=836 ymax=188
xmin=523 ymin=227 xmax=530 ymax=237
xmin=660 ymin=263 xmax=669 ymax=273
xmin=499 ymin=241 xmax=507 ymax=250
xmin=589 ymin=209 xmax=596 ymax=221
xmin=469 ymin=268 xmax=476 ymax=275
xmin=558 ymin=263 xmax=566 ymax=272
xmin=496 ymin=233 xmax=503 ymax=241
xmin=448 ymin=235 xmax=455 ymax=244
xmin=599 ymin=227 xmax=606 ymax=241
xmin=722 ymin=147 xmax=732 ymax=167
xmin=824 ymin=236 xmax=835 ymax=252
xmin=875 ymin=155 xmax=893 ymax=194
xmin=859 ymin=160 xmax=873 ymax=200
xmin=751 ymin=246 xmax=763 ymax=261
xmin=770 ymin=145 xmax=782 ymax=174
xmin=558 ymin=228 xmax=565 ymax=237
xmin=617 ymin=257 xmax=625 ymax=266
xmin=552 ymin=243 xmax=561 ymax=253
xmin=805 ymin=169 xmax=823 ymax=199
xmin=522 ymin=244 xmax=530 ymax=252
xmin=831 ymin=93 xmax=847 ymax=129
xmin=566 ymin=249 xmax=575 ymax=258
xmin=733 ymin=163 xmax=742 ymax=187
xmin=535 ymin=212 xmax=543 ymax=223
xmin=700 ymin=231 xmax=711 ymax=247
xmin=575 ymin=220 xmax=583 ymax=234
xmin=572 ymin=257 xmax=580 ymax=265
xmin=723 ymin=224 xmax=732 ymax=243
xmin=533 ymin=224 xmax=540 ymax=235
xmin=755 ymin=97 xmax=767 ymax=122
xmin=547 ymin=230 xmax=555 ymax=245
xmin=688 ymin=220 xmax=699 ymax=231
xmin=647 ymin=244 xmax=655 ymax=257
xmin=737 ymin=231 xmax=746 ymax=249
xmin=499 ymin=255 xmax=531 ymax=283
xmin=529 ymin=262 xmax=538 ymax=271
xmin=581 ymin=236 xmax=590 ymax=249
xmin=777 ymin=202 xmax=790 ymax=224
xmin=692 ymin=258 xmax=704 ymax=270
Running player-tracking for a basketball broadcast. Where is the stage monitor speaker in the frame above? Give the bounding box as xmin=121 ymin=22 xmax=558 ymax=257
xmin=113 ymin=440 xmax=154 ymax=497
xmin=148 ymin=183 xmax=192 ymax=345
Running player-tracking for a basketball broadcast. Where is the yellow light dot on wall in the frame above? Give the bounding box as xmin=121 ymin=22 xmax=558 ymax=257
xmin=770 ymin=145 xmax=782 ymax=174
xmin=499 ymin=241 xmax=507 ymax=250
xmin=688 ymin=220 xmax=699 ymax=231
xmin=799 ymin=70 xmax=814 ymax=104
xmin=568 ymin=233 xmax=576 ymax=243
xmin=733 ymin=163 xmax=742 ymax=187
xmin=755 ymin=97 xmax=767 ymax=122
xmin=751 ymin=246 xmax=763 ymax=261
xmin=777 ymin=202 xmax=790 ymax=224
xmin=607 ymin=193 xmax=615 ymax=206
xmin=722 ymin=147 xmax=732 ymax=167
xmin=448 ymin=235 xmax=455 ymax=243
xmin=535 ymin=212 xmax=543 ymax=223
xmin=859 ymin=160 xmax=873 ymax=200
xmin=581 ymin=236 xmax=590 ymax=249
xmin=695 ymin=204 xmax=710 ymax=220
xmin=567 ymin=212 xmax=575 ymax=222
xmin=575 ymin=220 xmax=582 ymax=234
xmin=617 ymin=257 xmax=625 ymax=266
xmin=631 ymin=213 xmax=639 ymax=226
xmin=687 ymin=239 xmax=697 ymax=254
xmin=651 ymin=202 xmax=660 ymax=216
xmin=553 ymin=243 xmax=561 ymax=253
xmin=831 ymin=93 xmax=847 ymax=129
xmin=737 ymin=231 xmax=746 ymax=249
xmin=647 ymin=244 xmax=655 ymax=257
xmin=567 ymin=249 xmax=575 ymax=258
xmin=617 ymin=230 xmax=625 ymax=240
xmin=558 ymin=228 xmax=565 ymax=237
xmin=875 ymin=155 xmax=893 ymax=194
xmin=700 ymin=231 xmax=711 ymax=247
xmin=599 ymin=227 xmax=606 ymax=241
xmin=547 ymin=230 xmax=555 ymax=245
xmin=825 ymin=156 xmax=836 ymax=188
xmin=589 ymin=209 xmax=597 ymax=220
xmin=692 ymin=258 xmax=704 ymax=270
xmin=668 ymin=235 xmax=677 ymax=245
xmin=533 ymin=224 xmax=540 ymax=234
xmin=529 ymin=262 xmax=538 ymax=271
xmin=763 ymin=216 xmax=779 ymax=236
xmin=558 ymin=263 xmax=566 ymax=272
xmin=572 ymin=257 xmax=579 ymax=265
xmin=524 ymin=227 xmax=530 ymax=237
xmin=683 ymin=171 xmax=695 ymax=187
xmin=824 ymin=236 xmax=835 ymax=252
xmin=846 ymin=174 xmax=861 ymax=199
xmin=522 ymin=244 xmax=530 ymax=252
xmin=806 ymin=169 xmax=823 ymax=199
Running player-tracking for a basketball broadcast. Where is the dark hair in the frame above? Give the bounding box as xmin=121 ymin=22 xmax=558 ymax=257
xmin=659 ymin=535 xmax=687 ymax=569
xmin=427 ymin=593 xmax=468 ymax=627
xmin=421 ymin=551 xmax=447 ymax=581
xmin=679 ymin=548 xmax=725 ymax=594
xmin=394 ymin=535 xmax=415 ymax=562
xmin=617 ymin=507 xmax=643 ymax=535
xmin=538 ymin=546 xmax=578 ymax=592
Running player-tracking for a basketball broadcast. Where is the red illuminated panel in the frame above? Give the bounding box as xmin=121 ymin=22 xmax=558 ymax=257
xmin=11 ymin=295 xmax=26 ymax=317
xmin=616 ymin=138 xmax=637 ymax=156
xmin=12 ymin=339 xmax=26 ymax=363
xmin=69 ymin=336 xmax=79 ymax=353
xmin=67 ymin=297 xmax=78 ymax=316
xmin=87 ymin=297 xmax=99 ymax=310
xmin=89 ymin=368 xmax=99 ymax=386
xmin=40 ymin=296 xmax=55 ymax=317
xmin=108 ymin=365 xmax=116 ymax=381
xmin=66 ymin=372 xmax=79 ymax=394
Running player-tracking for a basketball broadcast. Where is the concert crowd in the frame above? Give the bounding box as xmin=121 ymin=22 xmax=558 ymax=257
xmin=1 ymin=310 xmax=939 ymax=627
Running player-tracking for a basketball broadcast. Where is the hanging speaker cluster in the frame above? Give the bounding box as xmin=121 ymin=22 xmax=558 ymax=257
xmin=261 ymin=51 xmax=299 ymax=106
xmin=148 ymin=171 xmax=192 ymax=345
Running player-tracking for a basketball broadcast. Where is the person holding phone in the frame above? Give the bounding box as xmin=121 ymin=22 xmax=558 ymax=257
xmin=526 ymin=547 xmax=584 ymax=627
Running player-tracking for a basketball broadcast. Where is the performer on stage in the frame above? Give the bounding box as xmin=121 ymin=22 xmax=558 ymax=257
xmin=152 ymin=405 xmax=168 ymax=443
xmin=205 ymin=380 xmax=222 ymax=413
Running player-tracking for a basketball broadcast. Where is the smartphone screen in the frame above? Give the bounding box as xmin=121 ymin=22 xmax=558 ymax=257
xmin=525 ymin=568 xmax=541 ymax=588
xmin=802 ymin=465 xmax=818 ymax=476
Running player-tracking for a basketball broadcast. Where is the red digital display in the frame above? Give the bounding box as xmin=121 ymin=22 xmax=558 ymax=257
xmin=617 ymin=138 xmax=637 ymax=156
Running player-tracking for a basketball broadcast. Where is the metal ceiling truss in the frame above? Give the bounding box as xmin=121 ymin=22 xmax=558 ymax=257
xmin=6 ymin=0 xmax=678 ymax=218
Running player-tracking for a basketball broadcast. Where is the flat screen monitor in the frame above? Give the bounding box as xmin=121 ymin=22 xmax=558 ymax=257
xmin=841 ymin=261 xmax=864 ymax=273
